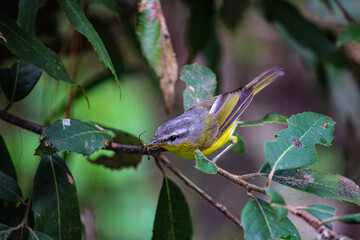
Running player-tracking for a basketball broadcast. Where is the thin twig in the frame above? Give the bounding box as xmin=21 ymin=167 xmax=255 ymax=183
xmin=333 ymin=0 xmax=360 ymax=28
xmin=286 ymin=204 xmax=341 ymax=240
xmin=0 ymin=111 xmax=346 ymax=239
xmin=0 ymin=192 xmax=33 ymax=237
xmin=265 ymin=160 xmax=279 ymax=188
xmin=216 ymin=167 xmax=266 ymax=194
xmin=0 ymin=110 xmax=46 ymax=135
xmin=157 ymin=154 xmax=242 ymax=228
xmin=237 ymin=172 xmax=262 ymax=180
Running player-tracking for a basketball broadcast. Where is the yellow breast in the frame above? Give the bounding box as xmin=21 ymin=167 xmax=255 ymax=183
xmin=162 ymin=121 xmax=237 ymax=159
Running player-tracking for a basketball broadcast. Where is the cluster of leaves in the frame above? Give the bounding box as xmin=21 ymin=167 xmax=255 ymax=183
xmin=1 ymin=0 xmax=360 ymax=239
xmin=188 ymin=64 xmax=360 ymax=239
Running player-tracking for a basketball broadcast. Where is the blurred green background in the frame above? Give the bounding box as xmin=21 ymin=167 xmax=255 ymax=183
xmin=1 ymin=0 xmax=360 ymax=239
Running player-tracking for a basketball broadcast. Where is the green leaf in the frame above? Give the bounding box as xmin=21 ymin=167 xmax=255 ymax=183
xmin=57 ymin=0 xmax=118 ymax=85
xmin=337 ymin=24 xmax=360 ymax=46
xmin=0 ymin=61 xmax=42 ymax=102
xmin=0 ymin=135 xmax=17 ymax=181
xmin=37 ymin=119 xmax=112 ymax=156
xmin=260 ymin=163 xmax=360 ymax=205
xmin=261 ymin=0 xmax=348 ymax=67
xmin=304 ymin=204 xmax=335 ymax=229
xmin=0 ymin=11 xmax=75 ymax=84
xmin=29 ymin=231 xmax=54 ymax=240
xmin=89 ymin=129 xmax=142 ymax=169
xmin=32 ymin=154 xmax=81 ymax=240
xmin=265 ymin=112 xmax=335 ymax=170
xmin=239 ymin=113 xmax=288 ymax=127
xmin=0 ymin=171 xmax=23 ymax=202
xmin=136 ymin=0 xmax=178 ymax=113
xmin=136 ymin=0 xmax=161 ymax=76
xmin=0 ymin=133 xmax=18 ymax=230
xmin=336 ymin=213 xmax=360 ymax=224
xmin=266 ymin=188 xmax=288 ymax=220
xmin=17 ymin=0 xmax=39 ymax=36
xmin=0 ymin=223 xmax=11 ymax=239
xmin=180 ymin=63 xmax=217 ymax=111
xmin=152 ymin=177 xmax=193 ymax=240
xmin=241 ymin=199 xmax=300 ymax=240
xmin=194 ymin=149 xmax=217 ymax=174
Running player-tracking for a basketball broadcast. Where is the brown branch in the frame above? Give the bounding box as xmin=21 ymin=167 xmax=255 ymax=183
xmin=157 ymin=154 xmax=242 ymax=228
xmin=0 ymin=111 xmax=346 ymax=239
xmin=0 ymin=192 xmax=33 ymax=237
xmin=0 ymin=110 xmax=46 ymax=135
xmin=287 ymin=205 xmax=341 ymax=240
xmin=216 ymin=167 xmax=266 ymax=194
xmin=106 ymin=141 xmax=165 ymax=155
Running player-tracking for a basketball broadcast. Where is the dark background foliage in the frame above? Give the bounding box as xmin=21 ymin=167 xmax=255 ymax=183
xmin=1 ymin=0 xmax=360 ymax=239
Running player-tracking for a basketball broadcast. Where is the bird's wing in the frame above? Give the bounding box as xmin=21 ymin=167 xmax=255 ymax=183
xmin=210 ymin=67 xmax=284 ymax=135
xmin=210 ymin=88 xmax=253 ymax=135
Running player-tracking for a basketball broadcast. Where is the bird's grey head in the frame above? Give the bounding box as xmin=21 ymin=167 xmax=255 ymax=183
xmin=146 ymin=108 xmax=207 ymax=147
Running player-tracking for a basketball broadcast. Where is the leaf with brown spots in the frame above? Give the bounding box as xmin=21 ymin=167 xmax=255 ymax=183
xmin=265 ymin=112 xmax=335 ymax=170
xmin=89 ymin=129 xmax=142 ymax=170
xmin=260 ymin=163 xmax=360 ymax=205
xmin=136 ymin=0 xmax=178 ymax=113
xmin=180 ymin=63 xmax=216 ymax=111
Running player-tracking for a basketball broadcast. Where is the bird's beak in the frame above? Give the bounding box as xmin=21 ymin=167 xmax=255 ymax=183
xmin=145 ymin=139 xmax=160 ymax=148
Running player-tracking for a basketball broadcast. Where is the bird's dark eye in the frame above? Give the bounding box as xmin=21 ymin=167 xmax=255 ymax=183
xmin=169 ymin=136 xmax=176 ymax=141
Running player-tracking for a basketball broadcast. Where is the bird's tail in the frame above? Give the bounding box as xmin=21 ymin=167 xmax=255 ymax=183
xmin=246 ymin=67 xmax=284 ymax=95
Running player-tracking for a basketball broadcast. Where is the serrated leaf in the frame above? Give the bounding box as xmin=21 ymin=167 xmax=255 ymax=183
xmin=265 ymin=112 xmax=335 ymax=170
xmin=241 ymin=198 xmax=300 ymax=240
xmin=180 ymin=63 xmax=216 ymax=111
xmin=152 ymin=177 xmax=192 ymax=240
xmin=29 ymin=231 xmax=54 ymax=240
xmin=58 ymin=0 xmax=119 ymax=86
xmin=89 ymin=129 xmax=142 ymax=169
xmin=17 ymin=0 xmax=39 ymax=36
xmin=304 ymin=204 xmax=335 ymax=229
xmin=239 ymin=113 xmax=288 ymax=127
xmin=261 ymin=0 xmax=348 ymax=67
xmin=0 ymin=135 xmax=17 ymax=181
xmin=0 ymin=61 xmax=42 ymax=102
xmin=136 ymin=0 xmax=178 ymax=113
xmin=37 ymin=119 xmax=111 ymax=156
xmin=260 ymin=163 xmax=360 ymax=205
xmin=337 ymin=24 xmax=360 ymax=46
xmin=266 ymin=188 xmax=288 ymax=220
xmin=0 ymin=11 xmax=75 ymax=84
xmin=194 ymin=149 xmax=217 ymax=174
xmin=0 ymin=171 xmax=22 ymax=202
xmin=32 ymin=154 xmax=81 ymax=240
xmin=336 ymin=213 xmax=360 ymax=224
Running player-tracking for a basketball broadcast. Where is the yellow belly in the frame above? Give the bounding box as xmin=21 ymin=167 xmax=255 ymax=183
xmin=163 ymin=122 xmax=237 ymax=159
